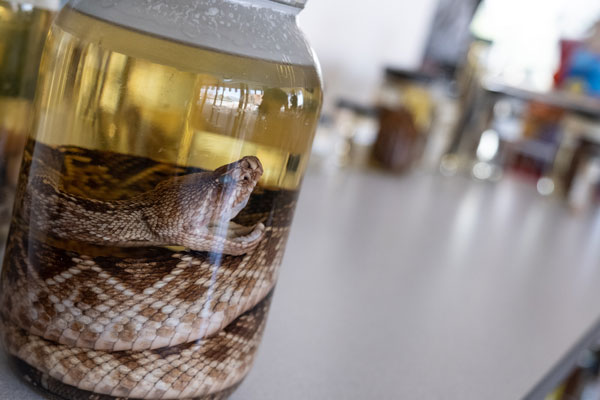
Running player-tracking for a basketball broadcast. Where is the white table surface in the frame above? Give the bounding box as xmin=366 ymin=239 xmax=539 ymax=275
xmin=3 ymin=168 xmax=600 ymax=399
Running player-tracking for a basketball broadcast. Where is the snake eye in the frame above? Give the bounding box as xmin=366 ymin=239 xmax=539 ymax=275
xmin=218 ymin=174 xmax=235 ymax=185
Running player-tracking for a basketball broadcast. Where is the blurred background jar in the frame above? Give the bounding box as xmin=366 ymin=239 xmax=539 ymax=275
xmin=372 ymin=68 xmax=459 ymax=173
xmin=373 ymin=68 xmax=435 ymax=172
xmin=0 ymin=0 xmax=58 ymax=243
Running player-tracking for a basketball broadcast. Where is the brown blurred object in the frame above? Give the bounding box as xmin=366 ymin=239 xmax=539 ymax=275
xmin=563 ymin=138 xmax=600 ymax=211
xmin=502 ymin=102 xmax=564 ymax=180
xmin=372 ymin=107 xmax=425 ymax=172
xmin=551 ymin=350 xmax=600 ymax=400
xmin=373 ymin=68 xmax=437 ymax=172
xmin=523 ymin=102 xmax=565 ymax=140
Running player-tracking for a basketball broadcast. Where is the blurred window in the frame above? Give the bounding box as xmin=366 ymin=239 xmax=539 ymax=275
xmin=471 ymin=0 xmax=600 ymax=90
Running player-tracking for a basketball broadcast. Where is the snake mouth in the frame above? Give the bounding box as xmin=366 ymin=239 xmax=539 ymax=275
xmin=208 ymin=221 xmax=266 ymax=246
xmin=231 ymin=222 xmax=265 ymax=242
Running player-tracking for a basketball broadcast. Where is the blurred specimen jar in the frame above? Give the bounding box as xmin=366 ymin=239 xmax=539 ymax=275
xmin=0 ymin=0 xmax=58 ymax=241
xmin=373 ymin=68 xmax=434 ymax=172
xmin=0 ymin=0 xmax=322 ymax=400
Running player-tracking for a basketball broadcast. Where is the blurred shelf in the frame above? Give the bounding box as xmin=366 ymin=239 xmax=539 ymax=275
xmin=482 ymin=77 xmax=600 ymax=119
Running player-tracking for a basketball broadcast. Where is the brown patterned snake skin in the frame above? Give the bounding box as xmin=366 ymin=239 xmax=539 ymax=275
xmin=0 ymin=141 xmax=298 ymax=399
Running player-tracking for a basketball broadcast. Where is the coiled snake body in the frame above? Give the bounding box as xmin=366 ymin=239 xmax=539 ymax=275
xmin=0 ymin=142 xmax=298 ymax=399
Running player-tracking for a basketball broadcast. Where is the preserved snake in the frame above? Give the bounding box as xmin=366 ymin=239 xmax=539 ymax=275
xmin=0 ymin=141 xmax=298 ymax=399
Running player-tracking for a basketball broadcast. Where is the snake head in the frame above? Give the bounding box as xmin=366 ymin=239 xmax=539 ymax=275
xmin=212 ymin=156 xmax=263 ymax=220
xmin=148 ymin=156 xmax=263 ymax=241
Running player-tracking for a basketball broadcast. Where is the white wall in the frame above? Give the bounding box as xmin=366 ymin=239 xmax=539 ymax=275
xmin=299 ymin=0 xmax=439 ymax=112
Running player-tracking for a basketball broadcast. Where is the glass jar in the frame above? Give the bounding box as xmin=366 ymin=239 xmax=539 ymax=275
xmin=0 ymin=0 xmax=58 ymax=250
xmin=373 ymin=68 xmax=435 ymax=172
xmin=0 ymin=0 xmax=322 ymax=399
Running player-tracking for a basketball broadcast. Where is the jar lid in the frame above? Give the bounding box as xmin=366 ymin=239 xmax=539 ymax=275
xmin=71 ymin=0 xmax=315 ymax=65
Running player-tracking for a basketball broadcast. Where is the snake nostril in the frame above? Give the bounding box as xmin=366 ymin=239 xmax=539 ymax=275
xmin=246 ymin=158 xmax=258 ymax=170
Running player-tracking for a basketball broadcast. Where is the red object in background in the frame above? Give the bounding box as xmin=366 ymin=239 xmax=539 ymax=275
xmin=554 ymin=39 xmax=583 ymax=88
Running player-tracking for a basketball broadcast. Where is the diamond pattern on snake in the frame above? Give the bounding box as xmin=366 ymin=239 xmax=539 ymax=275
xmin=0 ymin=140 xmax=298 ymax=399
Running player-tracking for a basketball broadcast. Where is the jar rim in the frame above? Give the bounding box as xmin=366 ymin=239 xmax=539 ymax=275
xmin=68 ymin=0 xmax=316 ymax=65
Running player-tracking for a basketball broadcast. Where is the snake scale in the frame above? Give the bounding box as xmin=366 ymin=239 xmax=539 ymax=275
xmin=0 ymin=141 xmax=298 ymax=399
